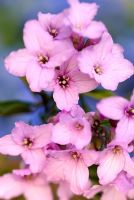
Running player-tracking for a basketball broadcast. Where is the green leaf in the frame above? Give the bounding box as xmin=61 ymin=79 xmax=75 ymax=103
xmin=0 ymin=100 xmax=35 ymax=116
xmin=85 ymin=89 xmax=115 ymax=100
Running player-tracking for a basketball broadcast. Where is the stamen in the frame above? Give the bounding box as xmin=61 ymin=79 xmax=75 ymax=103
xmin=38 ymin=55 xmax=49 ymax=65
xmin=94 ymin=66 xmax=102 ymax=75
xmin=57 ymin=75 xmax=70 ymax=89
xmin=125 ymin=107 xmax=134 ymax=116
xmin=75 ymin=122 xmax=84 ymax=130
xmin=49 ymin=28 xmax=58 ymax=38
xmin=112 ymin=145 xmax=122 ymax=154
xmin=71 ymin=152 xmax=81 ymax=160
xmin=23 ymin=138 xmax=33 ymax=148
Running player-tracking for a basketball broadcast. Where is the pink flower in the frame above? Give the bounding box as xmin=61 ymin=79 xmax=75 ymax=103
xmin=78 ymin=32 xmax=134 ymax=90
xmin=101 ymin=172 xmax=134 ymax=200
xmin=85 ymin=172 xmax=134 ymax=200
xmin=38 ymin=12 xmax=72 ymax=40
xmin=0 ymin=169 xmax=53 ymax=200
xmin=66 ymin=0 xmax=106 ymax=39
xmin=44 ymin=149 xmax=98 ymax=194
xmin=5 ymin=20 xmax=74 ymax=92
xmin=97 ymin=143 xmax=134 ymax=185
xmin=57 ymin=181 xmax=73 ymax=200
xmin=97 ymin=91 xmax=134 ymax=144
xmin=51 ymin=109 xmax=92 ymax=149
xmin=48 ymin=56 xmax=98 ymax=110
xmin=0 ymin=121 xmax=52 ymax=173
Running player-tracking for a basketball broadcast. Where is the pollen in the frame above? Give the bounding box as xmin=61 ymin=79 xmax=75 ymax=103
xmin=125 ymin=107 xmax=134 ymax=116
xmin=75 ymin=122 xmax=84 ymax=131
xmin=38 ymin=55 xmax=49 ymax=65
xmin=112 ymin=145 xmax=122 ymax=154
xmin=23 ymin=138 xmax=33 ymax=148
xmin=57 ymin=75 xmax=70 ymax=89
xmin=71 ymin=152 xmax=81 ymax=160
xmin=94 ymin=66 xmax=102 ymax=75
xmin=49 ymin=28 xmax=58 ymax=38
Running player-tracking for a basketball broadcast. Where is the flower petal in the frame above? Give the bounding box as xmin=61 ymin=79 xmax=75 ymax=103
xmin=24 ymin=184 xmax=53 ymax=200
xmin=72 ymin=70 xmax=98 ymax=93
xmin=84 ymin=21 xmax=106 ymax=39
xmin=23 ymin=20 xmax=51 ymax=52
xmin=26 ymin=62 xmax=42 ymax=92
xmin=97 ymin=150 xmax=125 ymax=185
xmin=52 ymin=122 xmax=71 ymax=145
xmin=0 ymin=135 xmax=23 ymax=156
xmin=22 ymin=149 xmax=46 ymax=173
xmin=0 ymin=174 xmax=23 ymax=199
xmin=97 ymin=97 xmax=128 ymax=120
xmin=53 ymin=85 xmax=79 ymax=111
xmin=5 ymin=49 xmax=33 ymax=77
xmin=33 ymin=124 xmax=53 ymax=148
xmin=101 ymin=186 xmax=127 ymax=200
xmin=115 ymin=117 xmax=134 ymax=144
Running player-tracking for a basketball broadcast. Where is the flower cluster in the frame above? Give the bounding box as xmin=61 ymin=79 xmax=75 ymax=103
xmin=1 ymin=0 xmax=134 ymax=199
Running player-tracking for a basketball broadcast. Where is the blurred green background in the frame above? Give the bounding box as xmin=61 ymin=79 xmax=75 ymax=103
xmin=0 ymin=1 xmax=134 ymax=200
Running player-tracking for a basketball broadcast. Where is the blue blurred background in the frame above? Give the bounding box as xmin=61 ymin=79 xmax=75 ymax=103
xmin=0 ymin=0 xmax=134 ymax=134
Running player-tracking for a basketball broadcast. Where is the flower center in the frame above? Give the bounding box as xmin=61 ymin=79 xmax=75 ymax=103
xmin=94 ymin=65 xmax=102 ymax=75
xmin=23 ymin=138 xmax=33 ymax=148
xmin=49 ymin=27 xmax=58 ymax=38
xmin=38 ymin=55 xmax=49 ymax=65
xmin=71 ymin=151 xmax=81 ymax=160
xmin=126 ymin=107 xmax=134 ymax=116
xmin=57 ymin=75 xmax=70 ymax=89
xmin=112 ymin=145 xmax=122 ymax=154
xmin=75 ymin=122 xmax=84 ymax=131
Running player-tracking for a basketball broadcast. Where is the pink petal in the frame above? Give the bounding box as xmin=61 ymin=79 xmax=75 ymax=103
xmin=23 ymin=20 xmax=51 ymax=52
xmin=67 ymin=1 xmax=98 ymax=33
xmin=94 ymin=32 xmax=114 ymax=60
xmin=53 ymin=85 xmax=79 ymax=111
xmin=24 ymin=184 xmax=53 ymax=200
xmin=5 ymin=49 xmax=33 ymax=77
xmin=26 ymin=62 xmax=42 ymax=92
xmin=97 ymin=97 xmax=129 ymax=120
xmin=84 ymin=21 xmax=106 ymax=39
xmin=82 ymin=150 xmax=99 ymax=166
xmin=70 ymin=119 xmax=92 ymax=149
xmin=0 ymin=174 xmax=23 ymax=199
xmin=13 ymin=168 xmax=31 ymax=177
xmin=33 ymin=124 xmax=53 ymax=148
xmin=124 ymin=152 xmax=134 ymax=176
xmin=116 ymin=117 xmax=134 ymax=144
xmin=84 ymin=185 xmax=103 ymax=199
xmin=44 ymin=152 xmax=66 ymax=181
xmin=100 ymin=73 xmax=119 ymax=90
xmin=0 ymin=135 xmax=23 ymax=156
xmin=39 ymin=68 xmax=55 ymax=90
xmin=66 ymin=159 xmax=90 ymax=194
xmin=12 ymin=121 xmax=33 ymax=145
xmin=22 ymin=149 xmax=46 ymax=173
xmin=101 ymin=186 xmax=127 ymax=200
xmin=57 ymin=181 xmax=73 ymax=200
xmin=52 ymin=122 xmax=71 ymax=145
xmin=97 ymin=150 xmax=125 ymax=185
xmin=78 ymin=48 xmax=97 ymax=79
xmin=38 ymin=12 xmax=53 ymax=30
xmin=107 ymin=57 xmax=134 ymax=86
xmin=72 ymin=70 xmax=98 ymax=93
xmin=49 ymin=40 xmax=74 ymax=68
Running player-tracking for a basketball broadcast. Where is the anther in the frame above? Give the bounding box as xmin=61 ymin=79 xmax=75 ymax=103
xmin=38 ymin=55 xmax=49 ymax=65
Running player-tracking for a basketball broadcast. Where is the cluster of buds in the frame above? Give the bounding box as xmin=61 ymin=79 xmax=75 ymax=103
xmin=1 ymin=0 xmax=134 ymax=199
